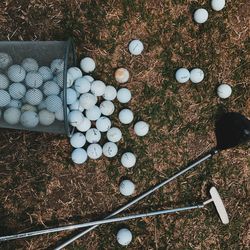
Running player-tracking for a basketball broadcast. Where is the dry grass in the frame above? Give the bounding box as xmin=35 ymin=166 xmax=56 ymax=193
xmin=0 ymin=0 xmax=249 ymax=249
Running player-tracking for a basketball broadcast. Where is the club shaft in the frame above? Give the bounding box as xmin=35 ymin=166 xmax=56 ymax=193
xmin=56 ymin=150 xmax=217 ymax=250
xmin=0 ymin=205 xmax=204 ymax=242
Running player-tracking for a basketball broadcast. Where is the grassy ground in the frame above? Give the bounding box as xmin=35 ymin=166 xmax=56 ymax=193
xmin=0 ymin=0 xmax=249 ymax=249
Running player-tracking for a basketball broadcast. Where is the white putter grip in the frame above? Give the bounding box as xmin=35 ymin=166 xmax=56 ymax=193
xmin=210 ymin=187 xmax=229 ymax=224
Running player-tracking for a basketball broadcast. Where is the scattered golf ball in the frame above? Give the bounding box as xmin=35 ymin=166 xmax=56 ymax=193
xmin=103 ymin=85 xmax=117 ymax=101
xmin=175 ymin=68 xmax=190 ymax=83
xmin=9 ymin=83 xmax=26 ymax=99
xmin=7 ymin=65 xmax=26 ymax=82
xmin=86 ymin=105 xmax=101 ymax=121
xmin=21 ymin=58 xmax=39 ymax=72
xmin=118 ymin=109 xmax=134 ymax=124
xmin=68 ymin=110 xmax=84 ymax=127
xmin=67 ymin=67 xmax=82 ymax=81
xmin=194 ymin=8 xmax=209 ymax=24
xmin=129 ymin=39 xmax=144 ymax=55
xmin=0 ymin=90 xmax=11 ymax=107
xmin=211 ymin=0 xmax=225 ymax=11
xmin=79 ymin=93 xmax=97 ymax=109
xmin=102 ymin=142 xmax=118 ymax=158
xmin=96 ymin=116 xmax=111 ymax=132
xmin=20 ymin=111 xmax=39 ymax=128
xmin=76 ymin=117 xmax=91 ymax=132
xmin=107 ymin=127 xmax=122 ymax=142
xmin=38 ymin=110 xmax=55 ymax=126
xmin=117 ymin=88 xmax=132 ymax=103
xmin=74 ymin=77 xmax=91 ymax=94
xmin=50 ymin=59 xmax=64 ymax=74
xmin=86 ymin=128 xmax=101 ymax=143
xmin=66 ymin=88 xmax=77 ymax=105
xmin=134 ymin=121 xmax=149 ymax=136
xmin=72 ymin=148 xmax=88 ymax=164
xmin=80 ymin=57 xmax=96 ymax=73
xmin=45 ymin=95 xmax=63 ymax=112
xmin=121 ymin=152 xmax=136 ymax=168
xmin=87 ymin=143 xmax=102 ymax=159
xmin=100 ymin=101 xmax=115 ymax=116
xmin=0 ymin=74 xmax=9 ymax=89
xmin=115 ymin=68 xmax=130 ymax=83
xmin=117 ymin=228 xmax=133 ymax=246
xmin=119 ymin=180 xmax=135 ymax=196
xmin=43 ymin=81 xmax=60 ymax=96
xmin=190 ymin=68 xmax=204 ymax=83
xmin=38 ymin=66 xmax=53 ymax=81
xmin=0 ymin=52 xmax=12 ymax=69
xmin=70 ymin=132 xmax=86 ymax=148
xmin=91 ymin=80 xmax=106 ymax=96
xmin=3 ymin=108 xmax=21 ymax=125
xmin=217 ymin=84 xmax=232 ymax=99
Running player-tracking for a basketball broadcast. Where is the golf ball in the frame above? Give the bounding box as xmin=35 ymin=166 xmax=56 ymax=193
xmin=211 ymin=0 xmax=225 ymax=11
xmin=43 ymin=81 xmax=60 ymax=96
xmin=134 ymin=121 xmax=149 ymax=136
xmin=74 ymin=77 xmax=91 ymax=94
xmin=25 ymin=89 xmax=43 ymax=106
xmin=45 ymin=95 xmax=63 ymax=112
xmin=175 ymin=68 xmax=190 ymax=83
xmin=100 ymin=101 xmax=115 ymax=116
xmin=67 ymin=67 xmax=83 ymax=81
xmin=91 ymin=80 xmax=106 ymax=96
xmin=0 ymin=52 xmax=12 ymax=69
xmin=0 ymin=90 xmax=11 ymax=107
xmin=39 ymin=109 xmax=55 ymax=126
xmin=87 ymin=143 xmax=102 ymax=159
xmin=7 ymin=65 xmax=26 ymax=82
xmin=69 ymin=100 xmax=84 ymax=112
xmin=86 ymin=105 xmax=101 ymax=121
xmin=68 ymin=110 xmax=84 ymax=127
xmin=3 ymin=107 xmax=21 ymax=125
xmin=55 ymin=107 xmax=69 ymax=121
xmin=118 ymin=109 xmax=134 ymax=124
xmin=25 ymin=71 xmax=43 ymax=88
xmin=117 ymin=228 xmax=133 ymax=246
xmin=190 ymin=68 xmax=204 ymax=83
xmin=21 ymin=104 xmax=37 ymax=113
xmin=80 ymin=57 xmax=96 ymax=73
xmin=107 ymin=127 xmax=122 ymax=142
xmin=83 ymin=75 xmax=94 ymax=83
xmin=117 ymin=88 xmax=132 ymax=103
xmin=72 ymin=148 xmax=88 ymax=164
xmin=76 ymin=117 xmax=91 ymax=132
xmin=121 ymin=152 xmax=136 ymax=168
xmin=194 ymin=8 xmax=209 ymax=24
xmin=96 ymin=116 xmax=111 ymax=132
xmin=0 ymin=74 xmax=9 ymax=89
xmin=20 ymin=111 xmax=39 ymax=128
xmin=50 ymin=59 xmax=64 ymax=74
xmin=38 ymin=66 xmax=53 ymax=82
xmin=9 ymin=83 xmax=26 ymax=99
xmin=21 ymin=58 xmax=39 ymax=72
xmin=8 ymin=99 xmax=22 ymax=109
xmin=103 ymin=85 xmax=117 ymax=101
xmin=66 ymin=88 xmax=77 ymax=105
xmin=70 ymin=132 xmax=86 ymax=148
xmin=79 ymin=93 xmax=97 ymax=109
xmin=129 ymin=39 xmax=144 ymax=55
xmin=102 ymin=142 xmax=118 ymax=158
xmin=86 ymin=128 xmax=101 ymax=143
xmin=119 ymin=180 xmax=135 ymax=196
xmin=217 ymin=84 xmax=232 ymax=99
xmin=115 ymin=68 xmax=130 ymax=83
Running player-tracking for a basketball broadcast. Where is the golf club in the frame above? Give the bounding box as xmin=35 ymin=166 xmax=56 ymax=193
xmin=0 ymin=186 xmax=229 ymax=241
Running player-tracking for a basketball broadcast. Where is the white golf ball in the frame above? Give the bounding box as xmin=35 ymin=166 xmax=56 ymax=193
xmin=175 ymin=68 xmax=190 ymax=83
xmin=25 ymin=71 xmax=43 ymax=88
xmin=8 ymin=99 xmax=22 ymax=109
xmin=117 ymin=228 xmax=133 ymax=246
xmin=70 ymin=132 xmax=86 ymax=148
xmin=74 ymin=77 xmax=91 ymax=94
xmin=3 ymin=107 xmax=21 ymax=125
xmin=117 ymin=88 xmax=132 ymax=103
xmin=86 ymin=105 xmax=101 ymax=121
xmin=129 ymin=39 xmax=144 ymax=55
xmin=194 ymin=8 xmax=209 ymax=24
xmin=121 ymin=152 xmax=136 ymax=168
xmin=20 ymin=111 xmax=39 ymax=128
xmin=45 ymin=95 xmax=63 ymax=112
xmin=217 ymin=84 xmax=232 ymax=99
xmin=21 ymin=58 xmax=39 ymax=72
xmin=118 ymin=109 xmax=134 ymax=124
xmin=50 ymin=59 xmax=64 ymax=74
xmin=0 ymin=90 xmax=11 ymax=107
xmin=21 ymin=104 xmax=37 ymax=113
xmin=69 ymin=100 xmax=84 ymax=112
xmin=0 ymin=74 xmax=9 ymax=89
xmin=72 ymin=148 xmax=88 ymax=164
xmin=91 ymin=80 xmax=106 ymax=96
xmin=43 ymin=81 xmax=60 ymax=96
xmin=66 ymin=88 xmax=77 ymax=105
xmin=190 ymin=68 xmax=204 ymax=83
xmin=79 ymin=93 xmax=97 ymax=109
xmin=80 ymin=57 xmax=96 ymax=73
xmin=39 ymin=109 xmax=55 ymax=126
xmin=68 ymin=110 xmax=84 ymax=127
xmin=25 ymin=89 xmax=43 ymax=106
xmin=83 ymin=75 xmax=94 ymax=83
xmin=86 ymin=128 xmax=101 ymax=143
xmin=67 ymin=67 xmax=83 ymax=81
xmin=134 ymin=121 xmax=149 ymax=136
xmin=87 ymin=143 xmax=102 ymax=159
xmin=102 ymin=142 xmax=118 ymax=158
xmin=54 ymin=71 xmax=63 ymax=88
xmin=107 ymin=127 xmax=122 ymax=142
xmin=211 ymin=0 xmax=225 ymax=11
xmin=7 ymin=65 xmax=26 ymax=82
xmin=103 ymin=85 xmax=117 ymax=101
xmin=119 ymin=180 xmax=135 ymax=196
xmin=38 ymin=66 xmax=53 ymax=82
xmin=66 ymin=72 xmax=75 ymax=88
xmin=55 ymin=107 xmax=69 ymax=121
xmin=100 ymin=101 xmax=115 ymax=116
xmin=9 ymin=83 xmax=26 ymax=99
xmin=76 ymin=117 xmax=91 ymax=132
xmin=115 ymin=68 xmax=130 ymax=83
xmin=96 ymin=117 xmax=111 ymax=132
xmin=0 ymin=52 xmax=12 ymax=69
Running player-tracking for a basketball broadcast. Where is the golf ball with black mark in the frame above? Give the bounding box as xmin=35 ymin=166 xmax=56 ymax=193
xmin=86 ymin=128 xmax=101 ymax=143
xmin=102 ymin=142 xmax=118 ymax=158
xmin=25 ymin=71 xmax=43 ymax=88
xmin=68 ymin=110 xmax=84 ymax=127
xmin=45 ymin=95 xmax=63 ymax=113
xmin=0 ymin=90 xmax=11 ymax=107
xmin=9 ymin=83 xmax=26 ymax=100
xmin=115 ymin=68 xmax=130 ymax=83
xmin=175 ymin=68 xmax=190 ymax=83
xmin=129 ymin=39 xmax=144 ymax=55
xmin=7 ymin=64 xmax=26 ymax=82
xmin=117 ymin=228 xmax=133 ymax=246
xmin=70 ymin=132 xmax=86 ymax=148
xmin=72 ymin=148 xmax=88 ymax=164
xmin=87 ymin=143 xmax=102 ymax=159
xmin=121 ymin=152 xmax=136 ymax=168
xmin=74 ymin=77 xmax=91 ymax=94
xmin=0 ymin=52 xmax=12 ymax=69
xmin=119 ymin=180 xmax=135 ymax=196
xmin=20 ymin=111 xmax=39 ymax=128
xmin=50 ymin=59 xmax=64 ymax=74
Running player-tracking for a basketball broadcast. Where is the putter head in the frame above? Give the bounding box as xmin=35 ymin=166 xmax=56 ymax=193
xmin=210 ymin=187 xmax=229 ymax=224
xmin=215 ymin=112 xmax=250 ymax=150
